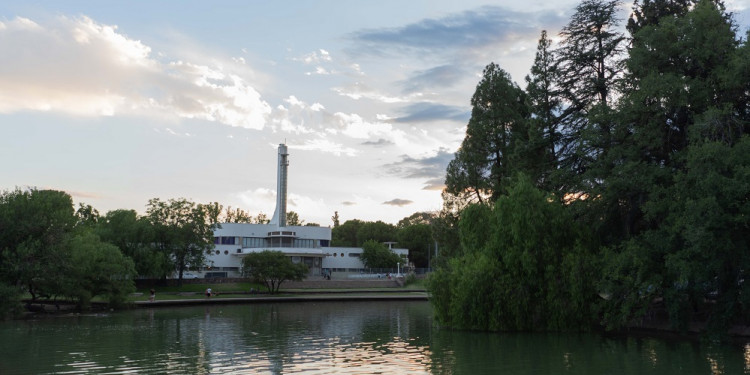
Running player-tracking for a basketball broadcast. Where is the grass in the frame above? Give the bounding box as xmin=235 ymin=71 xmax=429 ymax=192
xmin=136 ymin=282 xmax=263 ymax=294
xmin=130 ymin=279 xmax=428 ymax=302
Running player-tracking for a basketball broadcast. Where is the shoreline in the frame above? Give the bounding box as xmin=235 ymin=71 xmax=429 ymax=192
xmin=135 ymin=292 xmax=429 ymax=307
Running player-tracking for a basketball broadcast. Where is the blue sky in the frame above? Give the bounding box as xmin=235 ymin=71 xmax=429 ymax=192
xmin=1 ymin=1 xmax=749 ymax=225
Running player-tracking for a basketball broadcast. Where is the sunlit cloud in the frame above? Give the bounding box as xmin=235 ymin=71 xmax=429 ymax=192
xmin=332 ymin=82 xmax=421 ymax=103
xmin=288 ymin=139 xmax=358 ymax=157
xmin=0 ymin=15 xmax=271 ymax=129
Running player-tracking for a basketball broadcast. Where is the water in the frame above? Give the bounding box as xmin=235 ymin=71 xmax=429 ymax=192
xmin=0 ymin=300 xmax=748 ymax=374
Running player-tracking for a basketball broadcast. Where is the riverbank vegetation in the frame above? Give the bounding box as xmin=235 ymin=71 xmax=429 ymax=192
xmin=428 ymin=0 xmax=750 ymax=337
xmin=0 ymin=188 xmax=433 ymax=318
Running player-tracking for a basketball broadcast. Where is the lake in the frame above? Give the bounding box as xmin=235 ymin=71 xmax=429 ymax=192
xmin=0 ymin=300 xmax=748 ymax=374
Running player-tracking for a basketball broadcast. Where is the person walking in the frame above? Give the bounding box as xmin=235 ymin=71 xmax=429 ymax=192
xmin=205 ymin=288 xmax=212 ymax=298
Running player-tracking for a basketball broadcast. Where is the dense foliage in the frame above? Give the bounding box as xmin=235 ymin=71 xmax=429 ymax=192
xmin=0 ymin=189 xmax=222 ymax=316
xmin=0 ymin=189 xmax=137 ymax=313
xmin=360 ymin=240 xmax=404 ymax=269
xmin=241 ymin=250 xmax=308 ymax=293
xmin=432 ymin=0 xmax=750 ymax=336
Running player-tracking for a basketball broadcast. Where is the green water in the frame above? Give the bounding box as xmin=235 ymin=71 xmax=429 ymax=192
xmin=0 ymin=300 xmax=747 ymax=374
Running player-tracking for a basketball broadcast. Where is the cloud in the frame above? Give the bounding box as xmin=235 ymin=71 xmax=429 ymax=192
xmin=0 ymin=16 xmax=271 ymax=129
xmin=286 ymin=193 xmax=329 ymax=224
xmin=393 ymin=102 xmax=469 ymax=123
xmin=267 ymin=95 xmax=407 ymax=150
xmin=288 ymin=139 xmax=358 ymax=157
xmin=361 ymin=138 xmax=394 ymax=147
xmin=237 ymin=188 xmax=277 ymax=214
xmin=383 ymin=198 xmax=413 ymax=207
xmin=294 ymin=49 xmax=332 ymax=64
xmin=65 ymin=190 xmax=106 ymax=200
xmin=384 ymin=148 xmax=454 ymax=180
xmin=400 ymin=65 xmax=467 ymax=94
xmin=328 ymin=112 xmax=408 ymax=145
xmin=348 ymin=6 xmax=564 ymax=55
xmin=332 ymin=82 xmax=420 ymax=103
xmin=421 ymin=178 xmax=446 ymax=191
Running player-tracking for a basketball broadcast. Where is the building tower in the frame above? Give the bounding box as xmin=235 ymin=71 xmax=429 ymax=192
xmin=270 ymin=143 xmax=289 ymax=227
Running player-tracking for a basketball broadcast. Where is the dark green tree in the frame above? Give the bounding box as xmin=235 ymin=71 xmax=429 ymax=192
xmin=445 ymin=63 xmax=530 ymax=202
xmin=396 ymin=223 xmax=432 ymax=268
xmin=65 ymin=231 xmax=136 ymax=308
xmin=331 ymin=211 xmax=340 ymax=227
xmin=286 ymin=211 xmax=304 ymax=226
xmin=222 ymin=206 xmax=253 ymax=223
xmin=96 ymin=209 xmax=170 ymax=278
xmin=396 ymin=211 xmax=434 ymax=228
xmin=253 ymin=212 xmax=270 ymax=224
xmin=429 ymin=176 xmax=597 ymax=331
xmin=626 ymin=0 xmax=695 ymax=35
xmin=356 ymin=220 xmax=396 ymax=246
xmin=360 ymin=240 xmax=402 ymax=269
xmin=554 ymin=0 xmax=625 ymax=191
xmin=146 ymin=198 xmax=219 ymax=285
xmin=523 ymin=30 xmax=563 ymax=190
xmin=331 ymin=219 xmax=363 ymax=247
xmin=75 ymin=203 xmax=100 ymax=229
xmin=242 ymin=250 xmax=308 ymax=293
xmin=0 ymin=189 xmax=76 ymax=301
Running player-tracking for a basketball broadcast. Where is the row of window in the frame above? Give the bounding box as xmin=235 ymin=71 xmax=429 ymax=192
xmin=214 ymin=236 xmax=236 ymax=245
xmin=215 ymin=236 xmax=330 ymax=249
xmin=330 ymin=252 xmax=361 ymax=257
xmin=326 ymin=268 xmax=365 ymax=272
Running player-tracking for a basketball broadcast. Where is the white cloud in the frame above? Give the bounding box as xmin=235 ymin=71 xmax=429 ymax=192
xmin=286 ymin=193 xmax=330 ymax=225
xmin=727 ymin=0 xmax=750 ymax=11
xmin=332 ymin=82 xmax=421 ymax=103
xmin=296 ymin=49 xmax=333 ymax=64
xmin=236 ymin=188 xmax=277 ymax=216
xmin=331 ymin=112 xmax=408 ymax=145
xmin=0 ymin=15 xmax=271 ymax=129
xmin=289 ymin=139 xmax=358 ymax=157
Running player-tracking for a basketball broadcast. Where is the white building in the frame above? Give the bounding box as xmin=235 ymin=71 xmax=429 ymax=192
xmin=200 ymin=144 xmax=408 ymax=278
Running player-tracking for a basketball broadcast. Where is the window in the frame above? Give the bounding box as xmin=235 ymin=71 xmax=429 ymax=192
xmin=215 ymin=250 xmax=220 ymax=255
xmin=243 ymin=237 xmax=265 ymax=248
xmin=213 ymin=237 xmax=220 ymax=244
xmin=348 ymin=253 xmax=361 ymax=257
xmin=224 ymin=250 xmax=229 ymax=255
xmin=220 ymin=237 xmax=235 ymax=245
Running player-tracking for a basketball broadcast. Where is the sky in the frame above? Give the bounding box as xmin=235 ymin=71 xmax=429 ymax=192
xmin=1 ymin=1 xmax=749 ymax=226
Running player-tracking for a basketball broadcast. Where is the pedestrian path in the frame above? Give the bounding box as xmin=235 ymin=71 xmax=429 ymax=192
xmin=135 ymin=291 xmax=428 ymax=307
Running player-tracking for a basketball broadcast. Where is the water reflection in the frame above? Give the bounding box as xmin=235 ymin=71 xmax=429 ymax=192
xmin=0 ymin=301 xmax=748 ymax=374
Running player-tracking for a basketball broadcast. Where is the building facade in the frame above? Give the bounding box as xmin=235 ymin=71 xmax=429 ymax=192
xmin=197 ymin=144 xmax=408 ymax=278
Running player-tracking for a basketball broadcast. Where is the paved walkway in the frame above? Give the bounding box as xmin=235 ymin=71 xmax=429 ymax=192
xmin=135 ymin=291 xmax=428 ymax=307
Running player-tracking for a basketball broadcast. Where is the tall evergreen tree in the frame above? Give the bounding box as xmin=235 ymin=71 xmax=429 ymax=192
xmin=555 ymin=0 xmax=626 ymax=191
xmin=445 ymin=63 xmax=530 ymax=202
xmin=524 ymin=30 xmax=563 ymax=191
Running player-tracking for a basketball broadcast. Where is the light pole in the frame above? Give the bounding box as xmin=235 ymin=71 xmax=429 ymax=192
xmin=397 ymin=262 xmax=400 ymax=277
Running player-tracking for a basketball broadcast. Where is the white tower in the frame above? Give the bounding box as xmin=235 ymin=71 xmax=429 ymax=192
xmin=270 ymin=144 xmax=289 ymax=227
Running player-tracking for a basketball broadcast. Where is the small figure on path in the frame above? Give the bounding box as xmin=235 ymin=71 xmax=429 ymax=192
xmin=149 ymin=289 xmax=156 ymax=302
xmin=206 ymin=288 xmax=212 ymax=298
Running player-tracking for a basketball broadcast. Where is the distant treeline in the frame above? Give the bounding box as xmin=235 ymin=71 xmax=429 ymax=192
xmin=429 ymin=0 xmax=750 ymax=338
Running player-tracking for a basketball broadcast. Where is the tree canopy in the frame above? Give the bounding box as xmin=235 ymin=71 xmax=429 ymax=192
xmin=241 ymin=250 xmax=308 ymax=293
xmin=360 ymin=240 xmax=403 ymax=269
xmin=433 ymin=0 xmax=750 ymax=337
